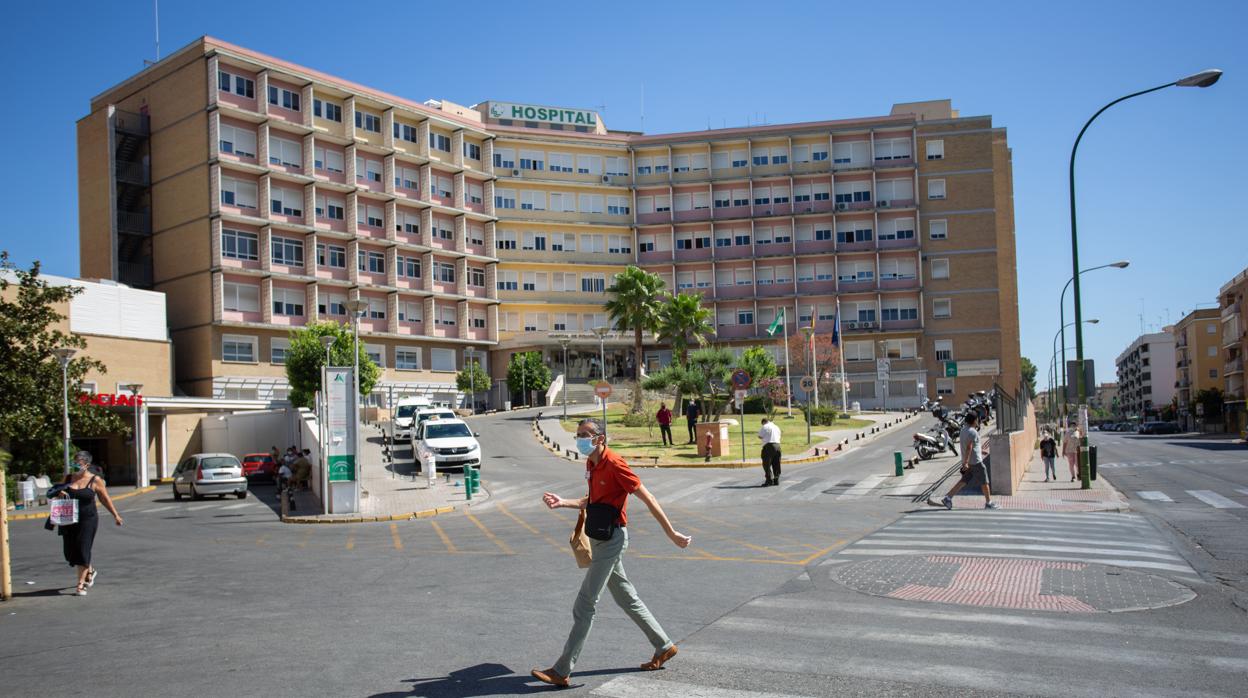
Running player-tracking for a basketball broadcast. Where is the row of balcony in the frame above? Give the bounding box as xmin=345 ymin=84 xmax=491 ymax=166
xmin=633 ymin=199 xmax=916 ymax=226
xmin=710 ymin=317 xmax=922 ymax=340
xmin=638 ymin=237 xmax=918 ymax=263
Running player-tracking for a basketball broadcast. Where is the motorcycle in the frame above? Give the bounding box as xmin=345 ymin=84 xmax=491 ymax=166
xmin=913 ymin=423 xmax=959 ymax=460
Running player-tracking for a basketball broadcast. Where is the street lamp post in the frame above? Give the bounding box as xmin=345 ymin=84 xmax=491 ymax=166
xmin=1058 ymin=262 xmax=1129 ymax=402
xmin=558 ymin=338 xmax=571 ymax=421
xmin=123 ymin=383 xmax=143 ymax=486
xmin=593 ymin=326 xmax=610 ymax=435
xmin=344 ymin=298 xmax=367 ymax=503
xmin=53 ymin=348 xmax=76 ymax=477
xmin=1069 ymin=69 xmax=1220 ymax=489
xmin=877 ymin=340 xmax=888 ymax=413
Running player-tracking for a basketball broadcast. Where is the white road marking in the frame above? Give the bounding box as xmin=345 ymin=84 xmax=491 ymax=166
xmin=140 ymin=505 xmax=176 ymax=513
xmin=1238 ymin=488 xmax=1248 ymax=497
xmin=222 ymin=502 xmax=256 ymax=510
xmin=790 ymin=478 xmax=841 ymax=502
xmin=866 ymin=531 xmax=1174 ymax=552
xmin=186 ymin=504 xmax=216 ymax=511
xmin=841 ymin=537 xmax=1186 ymax=561
xmin=835 ymin=474 xmax=889 ymax=500
xmin=879 ymin=468 xmax=942 ymax=496
xmin=837 ymin=547 xmax=1198 ymax=576
xmin=1137 ymin=491 xmax=1174 ymax=502
xmin=594 ymin=675 xmax=815 ymax=698
xmin=1186 ymin=490 xmax=1245 ymax=509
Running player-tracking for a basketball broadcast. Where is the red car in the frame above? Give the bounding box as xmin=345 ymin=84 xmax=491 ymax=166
xmin=241 ymin=453 xmax=278 ymax=481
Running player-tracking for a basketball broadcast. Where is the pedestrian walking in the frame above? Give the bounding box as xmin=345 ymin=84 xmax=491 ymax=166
xmin=56 ymin=452 xmax=123 ymax=596
xmin=928 ymin=411 xmax=998 ymax=510
xmin=531 ymin=418 xmax=692 ymax=688
xmin=684 ymin=399 xmax=701 ymax=444
xmin=656 ymin=403 xmax=673 ymax=446
xmin=1039 ymin=430 xmax=1058 ymax=482
xmin=1062 ymin=425 xmax=1081 ymax=482
xmin=758 ymin=418 xmax=782 ymax=486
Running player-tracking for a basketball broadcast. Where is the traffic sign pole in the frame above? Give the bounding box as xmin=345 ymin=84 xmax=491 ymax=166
xmin=594 ymin=381 xmax=613 ymax=437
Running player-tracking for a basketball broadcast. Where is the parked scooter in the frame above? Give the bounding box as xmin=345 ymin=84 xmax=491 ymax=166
xmin=913 ymin=424 xmax=958 ymax=460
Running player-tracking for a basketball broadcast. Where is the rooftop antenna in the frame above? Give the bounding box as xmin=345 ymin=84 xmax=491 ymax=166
xmin=639 ymin=82 xmax=645 ymax=132
xmin=143 ymin=0 xmax=161 ymax=66
xmin=1138 ymin=298 xmax=1145 ymax=335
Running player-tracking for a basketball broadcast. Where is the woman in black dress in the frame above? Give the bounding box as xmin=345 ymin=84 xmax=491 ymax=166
xmin=57 ymin=452 xmax=123 ymax=596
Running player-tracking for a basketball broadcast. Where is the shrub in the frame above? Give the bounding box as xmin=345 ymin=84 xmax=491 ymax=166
xmin=741 ymin=395 xmax=773 ymax=414
xmin=621 ymin=412 xmax=650 ymax=428
xmin=801 ymin=405 xmax=842 ymax=426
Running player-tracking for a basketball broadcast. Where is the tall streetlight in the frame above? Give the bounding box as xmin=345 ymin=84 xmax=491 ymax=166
xmin=877 ymin=340 xmax=889 ymax=412
xmin=122 ymin=383 xmax=144 ymax=486
xmin=1059 ymin=262 xmax=1128 ymax=393
xmin=558 ymin=337 xmax=571 ymax=421
xmin=465 ymin=347 xmax=476 ymax=415
xmin=593 ymin=326 xmax=610 ymax=435
xmin=344 ymin=298 xmax=367 ymax=494
xmin=1068 ymin=69 xmax=1221 ymax=489
xmin=53 ymin=348 xmax=76 ymax=476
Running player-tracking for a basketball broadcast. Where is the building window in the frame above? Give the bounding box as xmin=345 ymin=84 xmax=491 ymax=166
xmin=319 ymin=293 xmax=346 ymax=317
xmin=464 ymin=142 xmax=482 ymax=160
xmin=436 ymin=262 xmax=456 ymax=283
xmin=581 ymin=275 xmax=606 ymax=293
xmin=928 ymin=179 xmax=946 ymax=200
xmin=267 ymin=86 xmax=301 ymax=111
xmin=431 ymin=348 xmax=456 ymax=372
xmin=367 ymin=298 xmax=386 ymax=320
xmin=933 ymin=298 xmax=952 ymax=319
xmin=365 ymin=344 xmax=385 ymax=367
xmin=396 ymin=255 xmax=421 ymax=278
xmin=315 ymin=195 xmax=345 ymax=220
xmin=1207 ymin=323 xmax=1217 ymax=334
xmin=1209 ymin=369 xmax=1218 ymax=379
xmin=929 ymin=219 xmax=948 ymax=240
xmin=356 ymin=203 xmax=384 ymax=228
xmin=496 ymin=230 xmax=517 ymax=250
xmin=221 ymin=177 xmax=258 ymax=209
xmin=354 ymin=110 xmax=381 ymax=133
xmin=357 ymin=250 xmax=385 ymax=274
xmin=396 ymin=349 xmax=422 ymax=371
xmin=222 ymin=335 xmax=256 ymax=363
xmin=398 ymin=301 xmax=422 ymax=323
xmin=270 ymin=187 xmax=303 ymax=217
xmin=271 ymin=338 xmax=290 ymax=365
xmin=219 ymin=124 xmax=257 ymax=158
xmin=218 ymin=70 xmax=254 ymax=98
xmin=313 ymin=99 xmax=342 ymax=122
xmin=436 ymin=306 xmax=457 ymax=325
xmin=317 ymin=244 xmax=346 ymax=269
xmin=737 ymin=310 xmax=754 ymax=326
xmin=270 ymin=236 xmax=304 ymax=266
xmin=222 ymin=282 xmax=259 ymax=312
xmin=496 ymin=270 xmax=518 ymax=291
xmin=936 ymin=378 xmax=954 ymax=395
xmin=471 ymin=309 xmax=486 ymax=329
xmin=935 ymin=340 xmax=953 ymax=362
xmin=494 ymin=148 xmax=516 ymax=169
xmin=468 ymin=267 xmax=485 ymax=287
xmin=930 ymin=258 xmax=950 ymax=279
xmin=467 ymin=182 xmax=484 ymax=205
xmin=607 ymin=196 xmax=631 ymax=215
xmin=315 ymin=148 xmax=344 ymax=174
xmin=271 ymin=288 xmax=305 ymax=316
xmin=222 ymin=229 xmax=258 ymax=261
xmin=926 ymin=139 xmax=944 ymax=160
xmin=430 ymin=133 xmax=452 ymax=152
xmin=495 ymin=188 xmax=517 ymax=210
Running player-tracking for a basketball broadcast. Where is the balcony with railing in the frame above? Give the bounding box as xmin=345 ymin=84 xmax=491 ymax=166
xmin=877 ymin=235 xmax=919 ymax=250
xmin=636 ymin=211 xmax=672 ymax=225
xmin=674 ymin=246 xmax=713 ymax=262
xmin=881 ymin=318 xmax=922 ymax=331
xmin=715 ymin=324 xmax=756 ymax=339
xmin=431 ymin=323 xmax=459 ymax=339
xmin=794 ymin=239 xmax=835 ymax=255
xmin=878 ymin=275 xmax=919 ymax=291
xmin=754 ymin=242 xmax=792 ymax=258
xmin=755 ymin=202 xmax=793 ymax=217
xmin=1222 ymin=301 xmax=1240 ymax=319
xmin=712 ymin=204 xmax=751 ymax=220
xmin=715 ymin=284 xmax=753 ymax=300
xmin=116 ymin=161 xmax=149 ymax=186
xmin=117 ymin=210 xmax=152 ymax=236
xmin=796 ymin=280 xmax=837 ymax=295
xmin=874 ymin=155 xmax=915 ymax=169
xmin=876 ymin=198 xmax=916 ymax=210
xmin=673 ymin=208 xmax=712 ymax=223
xmin=838 ymin=278 xmax=876 ymax=293
xmin=837 ymin=238 xmax=875 ymax=253
xmin=638 ymin=249 xmax=673 ymax=264
xmin=1227 ymin=357 xmax=1245 ymax=375
xmin=756 ymin=282 xmax=796 ymax=298
xmin=714 ymin=243 xmax=752 ymax=260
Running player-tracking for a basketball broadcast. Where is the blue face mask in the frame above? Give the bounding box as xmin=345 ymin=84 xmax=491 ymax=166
xmin=576 ymin=437 xmax=597 ymax=456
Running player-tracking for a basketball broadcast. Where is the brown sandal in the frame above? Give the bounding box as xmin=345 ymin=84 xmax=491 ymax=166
xmin=641 ymin=644 xmax=678 ymax=670
xmin=530 ymin=667 xmax=569 ymax=687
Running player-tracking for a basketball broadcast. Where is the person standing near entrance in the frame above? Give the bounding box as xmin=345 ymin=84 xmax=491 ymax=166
xmin=758 ymin=418 xmax=782 ymax=486
xmin=928 ymin=411 xmax=998 ymax=510
xmin=531 ymin=418 xmax=691 ymax=687
xmin=56 ymin=451 xmax=123 ymax=596
xmin=656 ymin=403 xmax=673 ymax=446
xmin=684 ymin=399 xmax=701 ymax=444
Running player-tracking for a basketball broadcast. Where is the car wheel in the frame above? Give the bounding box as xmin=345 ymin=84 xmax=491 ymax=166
xmin=172 ymin=483 xmax=182 ymax=501
xmin=191 ymin=485 xmax=202 ymax=501
xmin=237 ymin=490 xmax=247 ymax=499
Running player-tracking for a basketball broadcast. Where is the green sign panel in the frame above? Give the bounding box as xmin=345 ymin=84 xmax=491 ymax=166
xmin=328 ymin=455 xmax=356 ymax=482
xmin=488 ymin=101 xmax=598 ymax=126
xmin=944 ymin=362 xmax=958 ymax=377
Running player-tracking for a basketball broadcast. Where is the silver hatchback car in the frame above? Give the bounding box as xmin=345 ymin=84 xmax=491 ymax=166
xmin=172 ymin=453 xmax=248 ymax=500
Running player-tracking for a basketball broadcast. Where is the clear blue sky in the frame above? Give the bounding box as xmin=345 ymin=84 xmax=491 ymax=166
xmin=2 ymin=0 xmax=1244 ymax=389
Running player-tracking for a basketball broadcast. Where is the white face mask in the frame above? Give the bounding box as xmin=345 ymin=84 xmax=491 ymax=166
xmin=576 ymin=437 xmax=596 ymax=456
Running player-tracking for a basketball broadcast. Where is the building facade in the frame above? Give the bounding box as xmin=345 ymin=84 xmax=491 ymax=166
xmin=1115 ymin=331 xmax=1176 ymax=419
xmin=78 ymin=37 xmax=1020 ymax=409
xmin=1217 ymin=267 xmax=1247 ymax=435
xmin=1090 ymin=382 xmax=1118 ymax=414
xmin=1170 ymin=308 xmax=1222 ymax=429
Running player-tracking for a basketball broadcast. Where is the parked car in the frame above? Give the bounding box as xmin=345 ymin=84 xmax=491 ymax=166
xmin=1138 ymin=421 xmax=1182 ymax=435
xmin=241 ymin=453 xmax=277 ymax=481
xmin=172 ymin=453 xmax=248 ymax=500
xmin=393 ymin=396 xmax=434 ymax=442
xmin=414 ymin=418 xmax=482 ymax=472
xmin=397 ymin=408 xmax=457 ymax=442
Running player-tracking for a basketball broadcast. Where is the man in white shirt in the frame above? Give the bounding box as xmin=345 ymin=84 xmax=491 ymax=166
xmin=757 ymin=418 xmax=782 ymax=486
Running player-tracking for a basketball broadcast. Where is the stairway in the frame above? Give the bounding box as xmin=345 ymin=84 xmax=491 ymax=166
xmin=555 ymin=382 xmax=602 ymax=406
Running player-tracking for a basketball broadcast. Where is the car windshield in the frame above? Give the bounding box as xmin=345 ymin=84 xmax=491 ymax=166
xmin=397 ymin=405 xmax=420 ymax=418
xmin=247 ymin=456 xmax=274 ymax=464
xmin=202 ymin=457 xmax=240 ymax=469
xmin=418 ymin=412 xmax=455 ymax=423
xmin=425 ymin=423 xmax=472 ymax=439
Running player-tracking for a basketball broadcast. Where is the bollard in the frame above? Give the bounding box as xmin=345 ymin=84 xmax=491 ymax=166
xmin=894 ymin=451 xmax=904 ymax=476
xmin=465 ymin=467 xmax=474 ymax=500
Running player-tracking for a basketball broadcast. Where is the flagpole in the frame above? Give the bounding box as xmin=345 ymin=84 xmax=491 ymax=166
xmin=837 ymin=298 xmax=848 ymax=414
xmin=809 ymin=305 xmax=818 ymax=410
xmin=782 ymin=308 xmax=792 ymax=417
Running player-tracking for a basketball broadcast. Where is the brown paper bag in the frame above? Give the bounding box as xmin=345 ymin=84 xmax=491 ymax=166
xmin=570 ymin=509 xmax=592 ymax=568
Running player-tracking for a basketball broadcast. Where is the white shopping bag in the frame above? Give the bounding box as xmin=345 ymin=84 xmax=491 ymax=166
xmin=49 ymin=498 xmax=78 ymax=526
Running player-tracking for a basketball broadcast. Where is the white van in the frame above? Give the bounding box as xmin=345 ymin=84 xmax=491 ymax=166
xmin=392 ymin=396 xmax=433 ymax=441
xmin=414 ymin=418 xmax=482 ymax=472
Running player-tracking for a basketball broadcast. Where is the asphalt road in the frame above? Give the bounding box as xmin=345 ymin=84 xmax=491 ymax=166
xmin=2 ymin=410 xmax=1246 ymax=697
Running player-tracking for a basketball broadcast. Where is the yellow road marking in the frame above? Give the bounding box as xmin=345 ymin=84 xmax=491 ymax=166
xmin=467 ymin=513 xmax=514 ymax=555
xmin=255 ymin=535 xmax=268 ymax=546
xmin=297 ymin=529 xmax=312 ymax=549
xmin=345 ymin=532 xmax=355 ymax=550
xmin=389 ymin=522 xmax=403 ymax=551
xmin=430 ymin=520 xmax=458 ymax=553
xmin=668 ymin=505 xmax=742 ymax=529
xmin=497 ymin=503 xmax=570 ymax=556
xmin=796 ymin=540 xmax=845 ymax=566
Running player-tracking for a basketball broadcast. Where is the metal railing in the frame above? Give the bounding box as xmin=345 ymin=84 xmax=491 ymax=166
xmin=992 ymin=382 xmax=1028 ymax=433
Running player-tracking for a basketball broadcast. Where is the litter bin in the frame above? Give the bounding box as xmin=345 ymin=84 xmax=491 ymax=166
xmin=1089 ymin=445 xmax=1098 ymax=481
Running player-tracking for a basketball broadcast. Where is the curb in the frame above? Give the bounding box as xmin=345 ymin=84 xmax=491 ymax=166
xmin=281 ymin=504 xmax=457 ymax=525
xmin=6 ymin=485 xmax=157 ymax=522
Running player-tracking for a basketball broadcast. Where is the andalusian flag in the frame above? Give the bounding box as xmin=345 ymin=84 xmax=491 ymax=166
xmin=766 ymin=307 xmax=785 ymax=337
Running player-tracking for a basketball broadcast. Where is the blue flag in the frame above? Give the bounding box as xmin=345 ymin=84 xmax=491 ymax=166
xmin=831 ymin=311 xmax=840 ymax=347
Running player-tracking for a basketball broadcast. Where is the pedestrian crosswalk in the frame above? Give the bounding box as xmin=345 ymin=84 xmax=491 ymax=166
xmin=479 ymin=468 xmax=954 ymax=511
xmin=837 ymin=509 xmax=1200 ymax=583
xmin=1133 ymin=488 xmax=1247 ymax=509
xmin=588 ymin=591 xmax=1248 ymax=698
xmin=121 ymin=497 xmax=275 ymax=518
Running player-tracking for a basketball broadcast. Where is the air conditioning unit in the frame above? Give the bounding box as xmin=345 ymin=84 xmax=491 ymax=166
xmin=878 ymin=200 xmax=889 ymax=208
xmin=804 ymin=207 xmax=813 ymax=213
xmin=836 ymin=203 xmax=848 ymax=212
xmin=846 ymin=321 xmax=858 ymax=330
xmin=511 ymin=169 xmax=520 ymax=176
xmin=861 ymin=321 xmax=875 ymax=329
xmin=601 ymin=175 xmax=610 ymax=183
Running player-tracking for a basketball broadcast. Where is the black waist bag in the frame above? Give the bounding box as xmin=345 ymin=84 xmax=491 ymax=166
xmin=584 ymin=502 xmax=621 ymax=541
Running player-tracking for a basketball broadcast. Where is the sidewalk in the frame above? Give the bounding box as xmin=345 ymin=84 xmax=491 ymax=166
xmin=283 ymin=423 xmax=486 ymax=524
xmin=946 ymin=451 xmax=1128 ymax=512
xmin=536 ymin=409 xmax=915 ymax=468
xmin=4 ymin=484 xmax=157 ymax=522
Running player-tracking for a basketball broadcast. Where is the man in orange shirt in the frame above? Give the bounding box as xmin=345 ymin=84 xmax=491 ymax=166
xmin=531 ymin=418 xmax=693 ymax=688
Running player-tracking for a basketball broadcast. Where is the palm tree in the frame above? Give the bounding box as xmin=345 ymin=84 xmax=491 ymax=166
xmin=658 ymin=292 xmax=714 ymax=366
xmin=604 ymin=266 xmax=666 ymax=413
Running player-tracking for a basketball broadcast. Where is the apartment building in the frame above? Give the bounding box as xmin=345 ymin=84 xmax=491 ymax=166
xmin=1170 ymin=308 xmax=1222 ymax=429
xmin=1217 ymin=267 xmax=1247 ymax=435
xmin=77 ymin=37 xmax=1020 ymax=407
xmin=1115 ymin=331 xmax=1176 ymax=419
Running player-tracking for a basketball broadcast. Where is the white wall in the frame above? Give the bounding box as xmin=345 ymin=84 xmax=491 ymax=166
xmin=200 ymin=408 xmax=301 ymax=456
